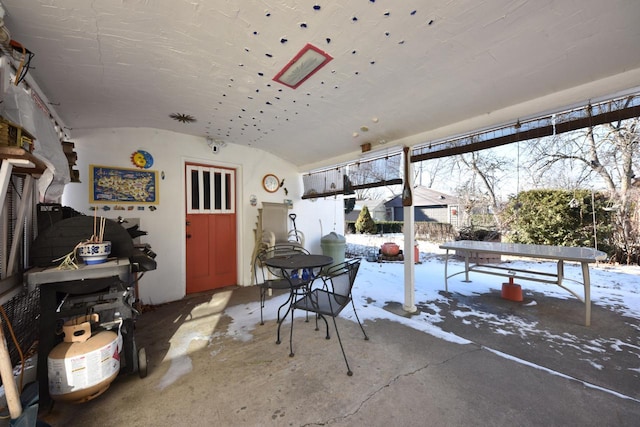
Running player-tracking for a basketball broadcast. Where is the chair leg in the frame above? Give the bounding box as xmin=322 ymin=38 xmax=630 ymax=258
xmin=350 ymin=300 xmax=368 ymax=340
xmin=276 ymin=296 xmax=290 ymax=324
xmin=330 ymin=317 xmax=353 ymax=376
xmin=288 ymin=307 xmax=296 ymax=357
xmin=276 ymin=312 xmax=286 ymax=345
xmin=259 ymin=287 xmax=266 ymax=325
xmin=301 ymin=285 xmax=310 ymax=323
xmin=317 ymin=314 xmax=330 ymax=339
xmin=314 ymin=313 xmax=327 ymax=333
xmin=276 ymin=291 xmax=295 ymax=344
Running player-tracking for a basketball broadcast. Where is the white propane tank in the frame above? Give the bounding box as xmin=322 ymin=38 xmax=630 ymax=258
xmin=47 ymin=314 xmax=121 ymax=403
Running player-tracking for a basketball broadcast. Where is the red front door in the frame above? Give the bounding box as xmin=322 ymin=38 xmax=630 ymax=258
xmin=185 ymin=163 xmax=237 ymax=293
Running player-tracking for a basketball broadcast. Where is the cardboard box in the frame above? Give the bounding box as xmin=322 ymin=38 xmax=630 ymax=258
xmin=0 ymin=116 xmax=35 ymax=152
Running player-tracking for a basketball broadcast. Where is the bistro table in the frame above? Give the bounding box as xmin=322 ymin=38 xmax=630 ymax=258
xmin=264 ymin=254 xmax=333 ymax=352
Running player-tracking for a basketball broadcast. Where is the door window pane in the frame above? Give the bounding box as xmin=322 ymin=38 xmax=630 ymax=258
xmin=203 ymin=171 xmax=211 ymax=210
xmin=225 ymin=173 xmax=232 ymax=210
xmin=214 ymin=172 xmax=222 ymax=210
xmin=191 ymin=170 xmax=199 ymax=210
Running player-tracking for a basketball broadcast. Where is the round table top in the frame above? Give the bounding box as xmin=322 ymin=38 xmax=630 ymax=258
xmin=264 ymin=254 xmax=333 ymax=270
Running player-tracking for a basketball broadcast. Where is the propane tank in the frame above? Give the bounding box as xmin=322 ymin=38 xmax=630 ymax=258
xmin=48 ymin=314 xmax=122 ymax=403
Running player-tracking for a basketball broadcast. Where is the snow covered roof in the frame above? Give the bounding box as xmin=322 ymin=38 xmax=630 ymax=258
xmin=385 ymin=186 xmax=459 ymax=208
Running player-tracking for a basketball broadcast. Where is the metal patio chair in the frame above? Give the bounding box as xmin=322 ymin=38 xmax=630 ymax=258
xmin=253 ymin=243 xmax=310 ymax=325
xmin=289 ymin=258 xmax=368 ymax=376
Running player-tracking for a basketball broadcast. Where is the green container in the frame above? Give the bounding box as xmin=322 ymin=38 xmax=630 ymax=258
xmin=320 ymin=232 xmax=346 ymax=269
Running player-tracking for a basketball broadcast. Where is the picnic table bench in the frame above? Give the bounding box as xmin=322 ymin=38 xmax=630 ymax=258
xmin=439 ymin=240 xmax=608 ymax=326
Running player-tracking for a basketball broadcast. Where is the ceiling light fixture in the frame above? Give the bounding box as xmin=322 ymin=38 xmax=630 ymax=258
xmin=273 ymin=43 xmax=333 ymax=89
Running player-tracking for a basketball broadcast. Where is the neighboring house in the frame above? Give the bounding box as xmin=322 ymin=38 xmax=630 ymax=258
xmin=385 ymin=186 xmax=461 ymax=226
xmin=345 ymin=199 xmax=389 ymax=222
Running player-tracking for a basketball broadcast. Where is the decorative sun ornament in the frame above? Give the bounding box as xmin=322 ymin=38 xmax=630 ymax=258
xmin=169 ymin=113 xmax=196 ymax=123
xmin=131 ymin=150 xmax=154 ymax=169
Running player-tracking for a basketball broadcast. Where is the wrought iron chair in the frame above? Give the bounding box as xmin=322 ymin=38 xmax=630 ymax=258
xmin=253 ymin=243 xmax=310 ymax=325
xmin=288 ymin=258 xmax=368 ymax=376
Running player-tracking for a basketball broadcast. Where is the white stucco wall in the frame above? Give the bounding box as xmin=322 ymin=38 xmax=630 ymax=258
xmin=61 ymin=127 xmax=343 ymax=304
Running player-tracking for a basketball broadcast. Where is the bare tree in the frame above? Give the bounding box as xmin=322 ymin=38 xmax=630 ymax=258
xmin=453 ymin=148 xmax=514 ymax=228
xmin=354 ymin=186 xmax=392 ymax=200
xmin=349 ymin=156 xmax=402 ymax=200
xmin=526 ymin=114 xmax=640 ymax=262
xmin=415 ymin=157 xmax=453 ymax=188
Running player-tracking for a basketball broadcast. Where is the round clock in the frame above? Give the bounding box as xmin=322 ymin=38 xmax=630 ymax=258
xmin=262 ymin=174 xmax=279 ymax=193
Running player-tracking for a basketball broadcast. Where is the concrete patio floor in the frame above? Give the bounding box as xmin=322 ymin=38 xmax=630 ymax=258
xmin=39 ymin=285 xmax=640 ymax=426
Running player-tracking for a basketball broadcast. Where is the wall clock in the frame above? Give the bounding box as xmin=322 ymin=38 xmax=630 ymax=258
xmin=262 ymin=174 xmax=280 ymax=193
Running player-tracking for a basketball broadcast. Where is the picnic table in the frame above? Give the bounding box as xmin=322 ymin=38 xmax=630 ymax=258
xmin=439 ymin=240 xmax=608 ymax=326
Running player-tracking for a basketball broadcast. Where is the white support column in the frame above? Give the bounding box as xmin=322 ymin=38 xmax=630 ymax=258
xmin=403 ymin=204 xmax=417 ymax=313
xmin=403 ymin=154 xmax=417 ymax=313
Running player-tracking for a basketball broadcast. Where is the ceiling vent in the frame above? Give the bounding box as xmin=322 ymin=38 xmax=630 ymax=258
xmin=169 ymin=113 xmax=196 ymax=123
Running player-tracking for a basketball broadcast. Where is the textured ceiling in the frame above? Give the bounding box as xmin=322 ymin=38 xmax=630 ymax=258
xmin=1 ymin=0 xmax=640 ymax=169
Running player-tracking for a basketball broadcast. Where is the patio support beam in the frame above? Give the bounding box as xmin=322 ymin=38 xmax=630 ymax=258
xmin=411 ymin=101 xmax=640 ymax=162
xmin=403 ymin=156 xmax=417 ymax=313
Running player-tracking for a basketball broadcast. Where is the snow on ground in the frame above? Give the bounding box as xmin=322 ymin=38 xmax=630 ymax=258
xmin=161 ymin=234 xmax=640 ymax=396
xmin=220 ymin=233 xmax=640 ymax=351
xmin=345 ymin=233 xmax=640 ymax=324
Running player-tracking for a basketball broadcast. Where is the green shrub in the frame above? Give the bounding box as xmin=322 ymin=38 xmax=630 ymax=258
xmin=355 ymin=206 xmax=378 ymax=234
xmin=377 ymin=221 xmax=402 ymax=234
xmin=499 ymin=189 xmax=613 ymax=253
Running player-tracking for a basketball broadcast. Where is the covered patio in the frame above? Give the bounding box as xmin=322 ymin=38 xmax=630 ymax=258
xmin=0 ymin=0 xmax=638 ymax=309
xmin=0 ymin=2 xmax=639 ymax=425
xmin=38 ymin=256 xmax=640 ymax=426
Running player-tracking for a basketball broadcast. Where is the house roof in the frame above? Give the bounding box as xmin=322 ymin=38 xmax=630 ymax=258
xmin=385 ymin=186 xmax=459 ymax=208
xmin=1 ymin=1 xmax=639 ymax=168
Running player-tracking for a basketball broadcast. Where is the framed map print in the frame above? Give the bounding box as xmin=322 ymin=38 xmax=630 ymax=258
xmin=90 ymin=165 xmax=159 ymax=204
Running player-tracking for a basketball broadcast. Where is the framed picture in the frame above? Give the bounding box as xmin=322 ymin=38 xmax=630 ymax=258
xmin=90 ymin=165 xmax=159 ymax=204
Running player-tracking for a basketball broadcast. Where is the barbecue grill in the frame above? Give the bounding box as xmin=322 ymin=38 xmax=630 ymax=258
xmin=25 ymin=209 xmax=157 ymax=406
